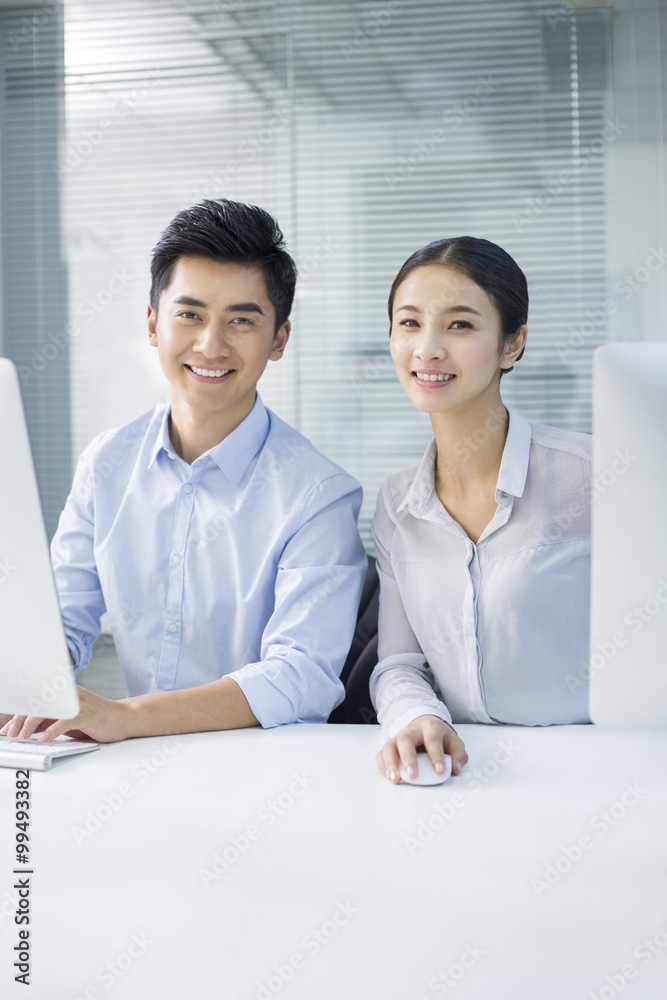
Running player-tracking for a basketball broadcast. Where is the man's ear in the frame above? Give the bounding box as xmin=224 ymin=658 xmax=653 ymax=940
xmin=500 ymin=324 xmax=528 ymax=370
xmin=147 ymin=304 xmax=158 ymax=346
xmin=270 ymin=320 xmax=291 ymax=361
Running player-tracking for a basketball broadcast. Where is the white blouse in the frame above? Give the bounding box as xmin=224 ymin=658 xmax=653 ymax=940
xmin=370 ymin=410 xmax=592 ymax=738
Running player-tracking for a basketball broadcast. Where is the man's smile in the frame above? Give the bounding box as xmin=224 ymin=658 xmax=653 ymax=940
xmin=185 ymin=364 xmax=235 ymax=382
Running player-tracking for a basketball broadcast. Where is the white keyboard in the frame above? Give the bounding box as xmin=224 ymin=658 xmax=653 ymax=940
xmin=0 ymin=735 xmax=99 ymax=770
xmin=1 ymin=737 xmax=58 ymax=753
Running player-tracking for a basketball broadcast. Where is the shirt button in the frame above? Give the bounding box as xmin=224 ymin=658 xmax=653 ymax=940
xmin=167 ymin=452 xmax=176 ymax=460
xmin=183 ymin=484 xmax=193 ymax=493
xmin=172 ymin=554 xmax=182 ymax=565
xmin=499 ymin=491 xmax=509 ymax=499
xmin=168 ymin=623 xmax=178 ymax=633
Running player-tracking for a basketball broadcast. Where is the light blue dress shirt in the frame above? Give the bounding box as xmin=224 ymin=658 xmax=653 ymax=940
xmin=50 ymin=395 xmax=367 ymax=727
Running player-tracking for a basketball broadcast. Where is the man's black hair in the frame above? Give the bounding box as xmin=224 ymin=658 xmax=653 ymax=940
xmin=150 ymin=199 xmax=297 ymax=333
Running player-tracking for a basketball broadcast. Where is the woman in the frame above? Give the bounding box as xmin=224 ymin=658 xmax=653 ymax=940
xmin=372 ymin=237 xmax=591 ymax=783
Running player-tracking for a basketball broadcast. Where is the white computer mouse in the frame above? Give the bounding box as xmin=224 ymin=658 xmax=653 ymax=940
xmin=398 ymin=752 xmax=452 ymax=786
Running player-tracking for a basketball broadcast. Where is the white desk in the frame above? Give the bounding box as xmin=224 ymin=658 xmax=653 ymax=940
xmin=1 ymin=723 xmax=666 ymax=999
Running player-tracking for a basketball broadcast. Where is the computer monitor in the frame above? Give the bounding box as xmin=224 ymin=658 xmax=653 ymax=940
xmin=589 ymin=341 xmax=667 ymax=726
xmin=0 ymin=358 xmax=80 ymax=719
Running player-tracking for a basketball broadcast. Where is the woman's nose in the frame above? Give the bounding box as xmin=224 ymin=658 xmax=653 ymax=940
xmin=414 ymin=325 xmax=446 ymax=360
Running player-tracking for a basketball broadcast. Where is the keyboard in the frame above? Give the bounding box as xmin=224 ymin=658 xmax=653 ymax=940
xmin=0 ymin=735 xmax=99 ymax=770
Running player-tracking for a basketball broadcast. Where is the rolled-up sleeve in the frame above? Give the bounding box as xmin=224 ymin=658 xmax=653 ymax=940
xmin=229 ymin=474 xmax=367 ymax=727
xmin=370 ymin=483 xmax=453 ymax=739
xmin=50 ymin=444 xmax=106 ymax=672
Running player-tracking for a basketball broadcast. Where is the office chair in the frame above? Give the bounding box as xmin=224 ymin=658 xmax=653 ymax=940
xmin=328 ymin=554 xmax=378 ymax=725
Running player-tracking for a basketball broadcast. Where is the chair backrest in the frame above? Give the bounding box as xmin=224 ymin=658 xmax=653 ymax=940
xmin=328 ymin=554 xmax=379 ymax=725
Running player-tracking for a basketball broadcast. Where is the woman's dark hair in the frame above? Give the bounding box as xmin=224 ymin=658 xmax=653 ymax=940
xmin=388 ymin=236 xmax=528 ymax=374
xmin=150 ymin=199 xmax=297 ymax=333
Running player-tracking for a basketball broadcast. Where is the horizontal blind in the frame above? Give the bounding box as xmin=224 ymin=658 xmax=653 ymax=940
xmin=0 ymin=4 xmax=71 ymax=536
xmin=288 ymin=1 xmax=611 ymax=548
xmin=61 ymin=0 xmax=294 ymax=460
xmin=58 ymin=0 xmax=611 ymax=548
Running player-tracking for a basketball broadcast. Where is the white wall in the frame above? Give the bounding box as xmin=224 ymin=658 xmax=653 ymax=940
xmin=608 ymin=0 xmax=667 ymax=342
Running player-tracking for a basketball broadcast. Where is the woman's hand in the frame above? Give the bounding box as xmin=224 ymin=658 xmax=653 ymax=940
xmin=376 ymin=714 xmax=468 ymax=784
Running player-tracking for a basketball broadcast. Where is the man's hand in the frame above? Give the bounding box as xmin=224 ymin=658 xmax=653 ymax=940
xmin=1 ymin=675 xmax=258 ymax=741
xmin=0 ymin=687 xmax=133 ymax=744
xmin=376 ymin=714 xmax=468 ymax=784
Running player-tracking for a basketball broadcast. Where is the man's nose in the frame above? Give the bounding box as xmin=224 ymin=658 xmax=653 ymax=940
xmin=194 ymin=321 xmax=231 ymax=357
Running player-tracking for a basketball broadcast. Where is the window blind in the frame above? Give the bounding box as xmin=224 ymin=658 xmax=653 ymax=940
xmin=0 ymin=3 xmax=71 ymax=535
xmin=25 ymin=0 xmax=614 ymax=545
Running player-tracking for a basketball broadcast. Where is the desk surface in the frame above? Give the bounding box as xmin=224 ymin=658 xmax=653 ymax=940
xmin=1 ymin=723 xmax=666 ymax=999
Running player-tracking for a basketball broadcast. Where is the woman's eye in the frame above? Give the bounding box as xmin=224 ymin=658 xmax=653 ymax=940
xmin=398 ymin=319 xmax=419 ymax=328
xmin=451 ymin=320 xmax=472 ymax=329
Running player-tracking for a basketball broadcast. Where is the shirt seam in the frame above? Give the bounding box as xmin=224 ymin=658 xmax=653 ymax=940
xmin=529 ymin=433 xmax=593 ymax=463
xmin=483 ymin=534 xmax=591 ymax=561
xmin=291 ymin=472 xmax=350 ymax=535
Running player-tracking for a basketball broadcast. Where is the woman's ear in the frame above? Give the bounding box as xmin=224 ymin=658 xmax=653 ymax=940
xmin=500 ymin=325 xmax=528 ymax=370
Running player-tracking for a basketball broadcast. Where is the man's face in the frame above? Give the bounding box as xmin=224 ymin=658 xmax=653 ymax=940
xmin=148 ymin=256 xmax=289 ymax=429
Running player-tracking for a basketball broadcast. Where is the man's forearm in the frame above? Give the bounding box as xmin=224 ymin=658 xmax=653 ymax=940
xmin=123 ymin=676 xmax=260 ymax=738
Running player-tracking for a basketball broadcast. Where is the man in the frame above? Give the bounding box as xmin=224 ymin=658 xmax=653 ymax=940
xmin=1 ymin=199 xmax=366 ymax=742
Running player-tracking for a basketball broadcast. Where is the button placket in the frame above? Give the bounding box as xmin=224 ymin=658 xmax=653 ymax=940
xmin=462 ymin=543 xmax=489 ymax=721
xmin=155 ymin=468 xmax=202 ymax=690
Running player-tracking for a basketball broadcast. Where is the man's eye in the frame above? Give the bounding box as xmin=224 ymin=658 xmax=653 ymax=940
xmin=232 ymin=317 xmax=255 ymax=326
xmin=177 ymin=311 xmax=198 ymax=320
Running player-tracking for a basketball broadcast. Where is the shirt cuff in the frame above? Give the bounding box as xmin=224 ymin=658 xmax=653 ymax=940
xmin=370 ymin=653 xmax=454 ymax=740
xmin=381 ymin=703 xmax=454 ymax=741
xmin=228 ymin=656 xmax=343 ymax=729
xmin=65 ymin=631 xmax=94 ymax=674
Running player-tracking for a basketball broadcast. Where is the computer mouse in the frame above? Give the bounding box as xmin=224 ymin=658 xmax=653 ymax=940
xmin=398 ymin=752 xmax=452 ymax=785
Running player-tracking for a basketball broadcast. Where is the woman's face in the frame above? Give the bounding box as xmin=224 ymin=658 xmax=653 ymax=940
xmin=390 ymin=264 xmax=523 ymax=417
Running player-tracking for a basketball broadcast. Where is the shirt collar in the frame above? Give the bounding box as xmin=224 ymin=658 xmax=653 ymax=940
xmin=397 ymin=439 xmax=438 ymax=518
xmin=398 ymin=408 xmax=532 ymax=517
xmin=147 ymin=393 xmax=270 ymax=487
xmin=494 ymin=409 xmax=531 ymax=506
xmin=147 ymin=405 xmax=173 ymax=470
